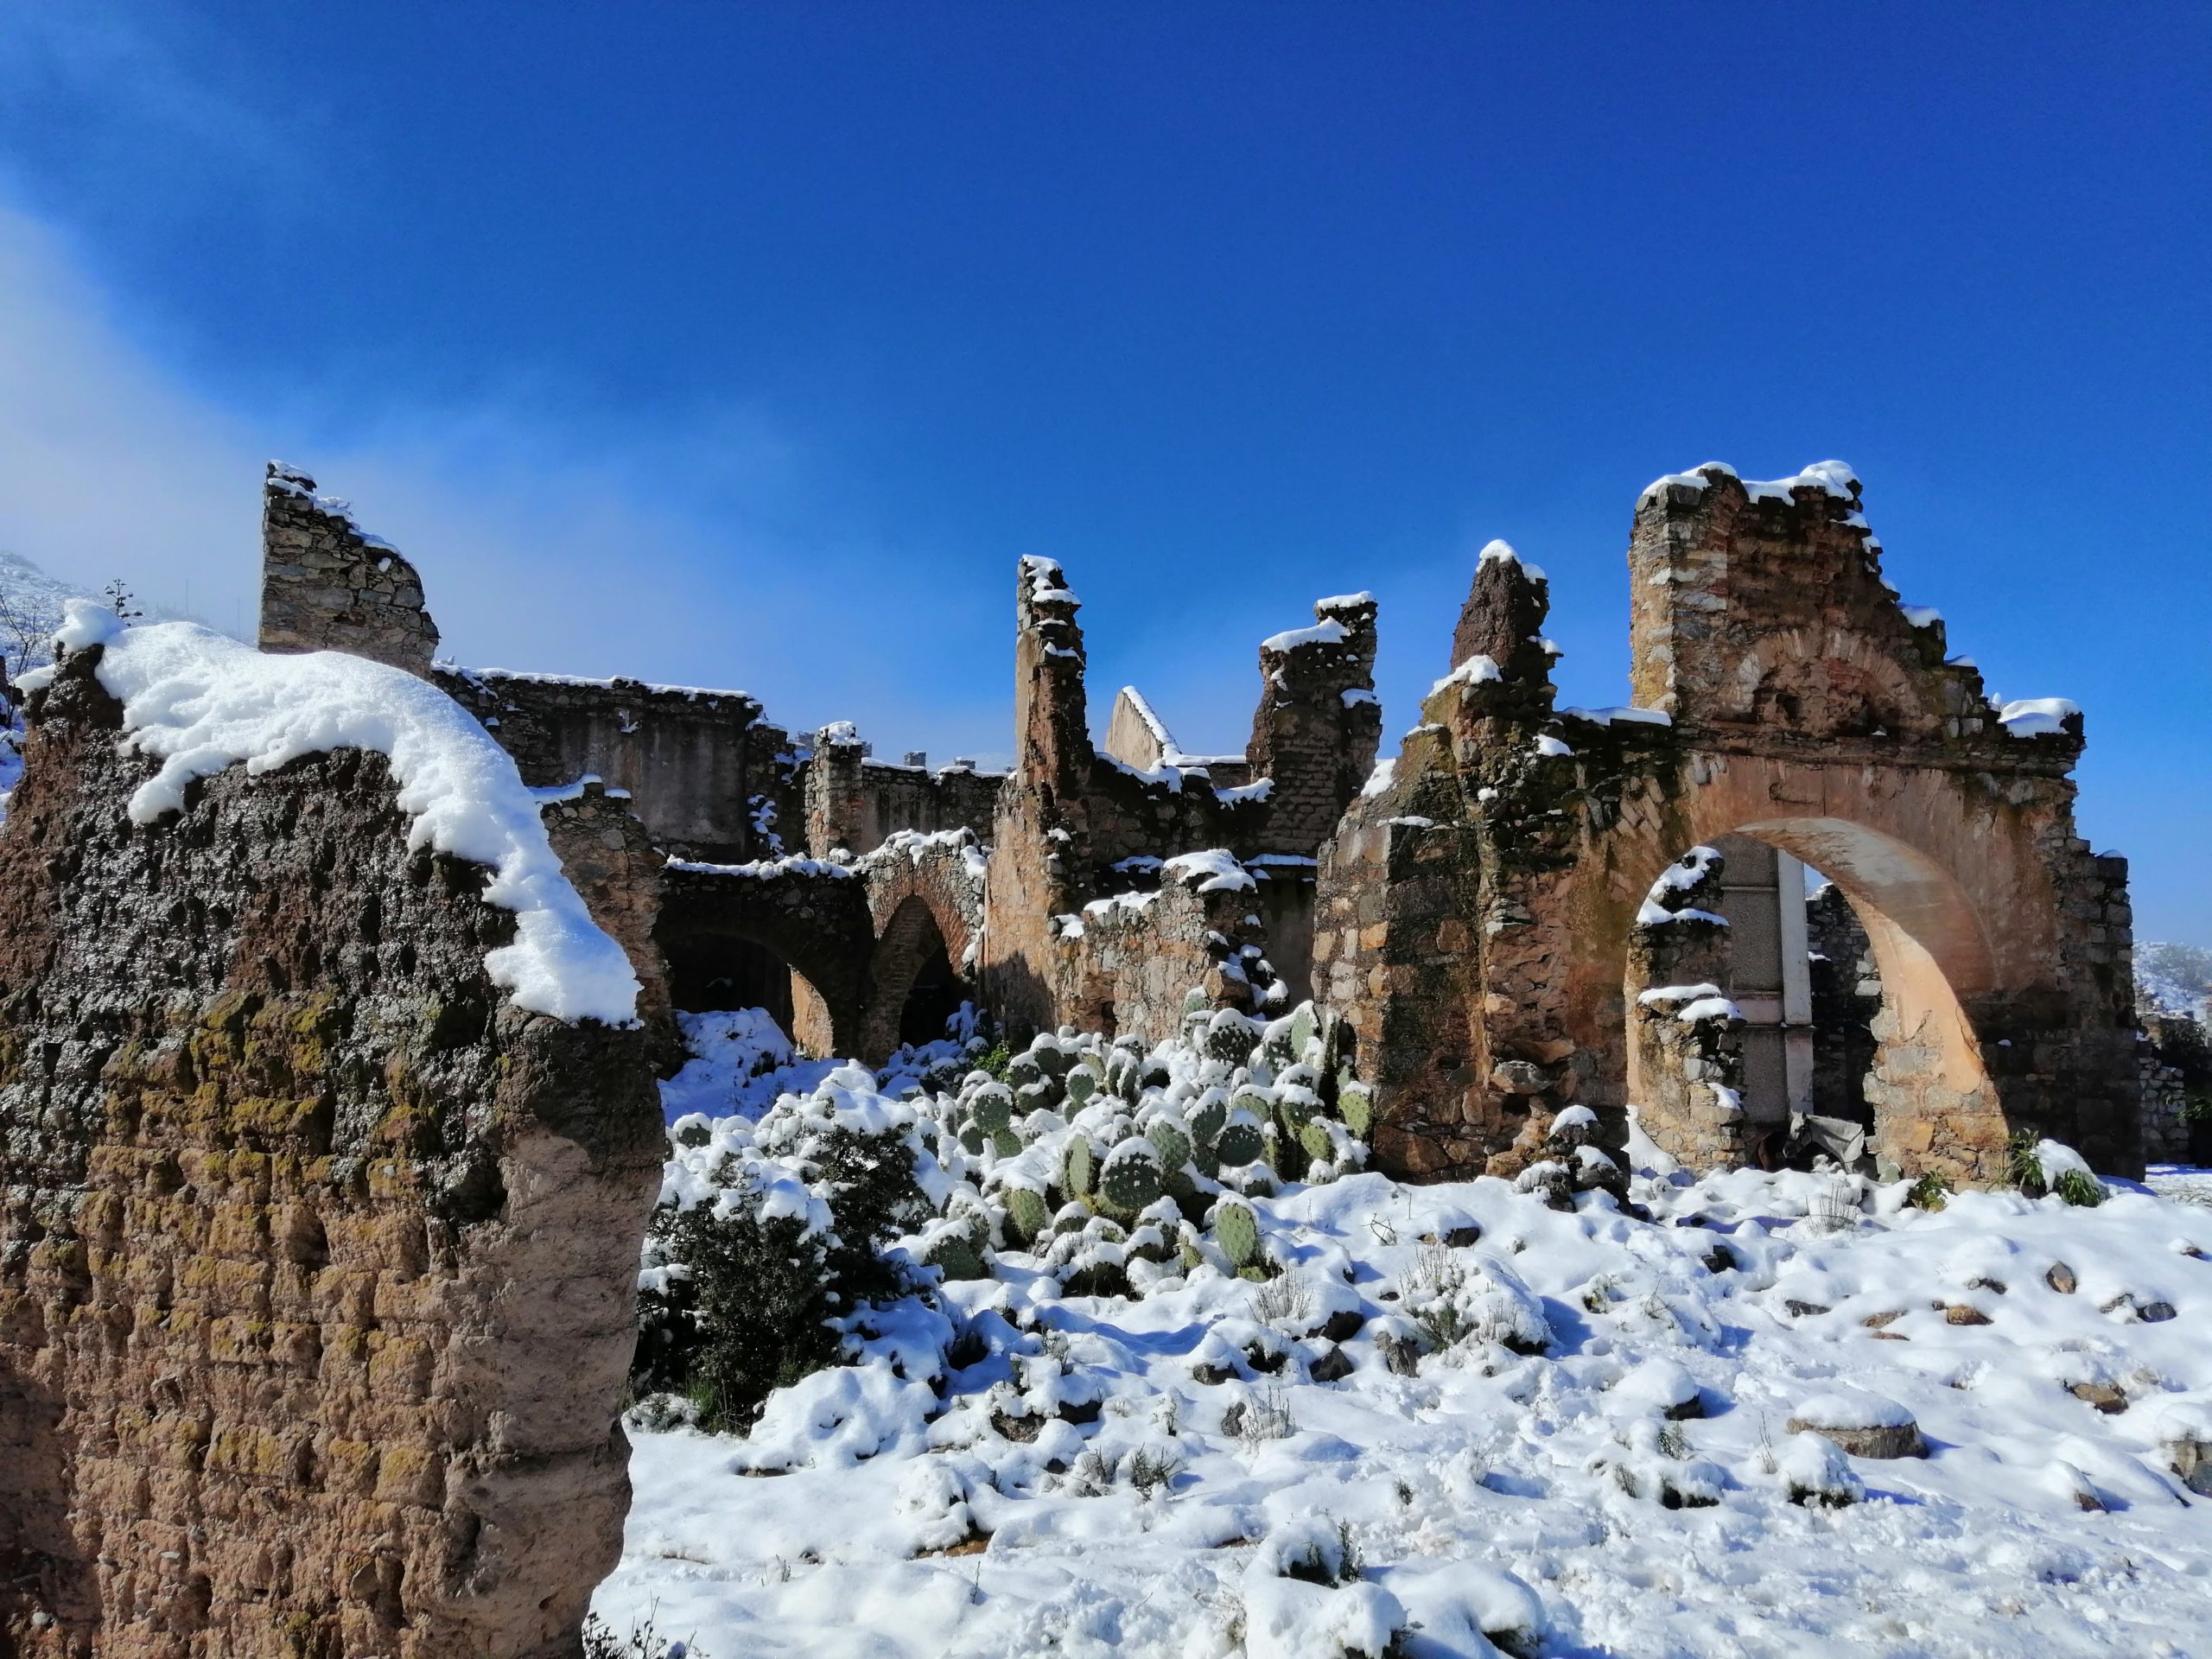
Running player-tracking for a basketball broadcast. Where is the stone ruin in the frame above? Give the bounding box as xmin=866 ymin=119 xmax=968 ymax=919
xmin=0 ymin=455 xmax=2156 ymax=1651
xmin=0 ymin=629 xmax=661 ymax=1656
xmin=1322 ymin=463 xmax=2139 ymax=1185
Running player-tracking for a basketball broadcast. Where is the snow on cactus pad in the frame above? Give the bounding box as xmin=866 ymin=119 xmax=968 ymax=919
xmin=598 ymin=1087 xmax=2212 ymax=1658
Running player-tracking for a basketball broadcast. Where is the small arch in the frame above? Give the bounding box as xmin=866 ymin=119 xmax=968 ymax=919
xmin=861 ymin=893 xmax=972 ymax=1062
xmin=661 ymin=929 xmax=846 ymax=1058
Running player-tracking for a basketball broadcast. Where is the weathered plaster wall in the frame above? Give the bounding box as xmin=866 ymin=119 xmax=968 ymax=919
xmin=0 ymin=649 xmax=661 ymax=1658
xmin=433 ymin=669 xmax=773 ymax=865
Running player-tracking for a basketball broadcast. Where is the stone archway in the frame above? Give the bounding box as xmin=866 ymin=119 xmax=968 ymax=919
xmin=656 ymin=861 xmax=873 ymax=1059
xmin=861 ymin=894 xmax=969 ymax=1060
xmin=1615 ymin=816 xmax=2000 ymax=1181
xmin=856 ymin=830 xmax=986 ymax=1064
xmin=1317 ymin=462 xmax=2141 ymax=1182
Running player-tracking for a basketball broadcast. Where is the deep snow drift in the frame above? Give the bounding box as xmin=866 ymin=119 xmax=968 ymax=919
xmin=597 ymin=1015 xmax=2212 ymax=1658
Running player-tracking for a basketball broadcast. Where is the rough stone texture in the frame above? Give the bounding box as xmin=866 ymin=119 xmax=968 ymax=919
xmin=538 ymin=781 xmax=672 ymax=1058
xmin=1624 ymin=862 xmax=1747 ymax=1168
xmin=1318 ymin=467 xmax=2140 ymax=1184
xmin=1243 ymin=594 xmax=1382 ymax=855
xmin=2140 ymin=1010 xmax=2210 ymax=1164
xmin=259 ymin=464 xmax=440 ymax=677
xmin=655 ymin=859 xmax=874 ymax=1058
xmin=0 ymin=647 xmax=662 ymax=1657
xmin=855 ymin=831 xmax=986 ymax=1064
xmin=1805 ymin=883 xmax=1883 ymax=1127
xmin=981 ymin=558 xmax=1378 ymax=1044
xmin=1784 ymin=1415 xmax=1927 ymax=1460
xmin=803 ymin=728 xmax=1001 ymax=861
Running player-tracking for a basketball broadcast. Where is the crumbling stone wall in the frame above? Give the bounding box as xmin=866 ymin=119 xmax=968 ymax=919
xmin=2141 ymin=1011 xmax=2210 ymax=1164
xmin=1805 ymin=882 xmax=1883 ymax=1125
xmin=1624 ymin=851 xmax=1746 ymax=1164
xmin=258 ymin=464 xmax=440 ymax=677
xmin=1045 ymin=874 xmax=1278 ymax=1045
xmin=1320 ymin=470 xmax=2140 ymax=1185
xmin=1246 ymin=594 xmax=1382 ymax=853
xmin=982 ymin=559 xmax=1377 ymax=1042
xmin=800 ymin=728 xmax=1000 ymax=861
xmin=0 ymin=650 xmax=661 ymax=1657
xmin=434 ymin=668 xmax=779 ymax=866
xmin=538 ymin=779 xmax=672 ymax=1055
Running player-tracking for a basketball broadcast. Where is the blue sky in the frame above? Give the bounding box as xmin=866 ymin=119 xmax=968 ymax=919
xmin=0 ymin=3 xmax=2205 ymax=938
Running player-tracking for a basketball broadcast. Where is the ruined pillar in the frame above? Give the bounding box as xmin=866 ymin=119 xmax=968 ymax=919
xmin=1244 ymin=592 xmax=1383 ymax=853
xmin=0 ymin=634 xmax=660 ymax=1656
xmin=980 ymin=556 xmax=1096 ymax=1039
xmin=804 ymin=721 xmax=868 ymax=858
xmin=259 ymin=462 xmax=441 ymax=677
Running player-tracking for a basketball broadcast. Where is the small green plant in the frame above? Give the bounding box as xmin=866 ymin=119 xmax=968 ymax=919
xmin=2005 ymin=1129 xmax=2049 ymax=1198
xmin=2052 ymin=1167 xmax=2106 ymax=1208
xmin=1906 ymin=1171 xmax=1952 ymax=1211
xmin=582 ymin=1609 xmax=698 ymax=1658
xmin=1281 ymin=1518 xmax=1363 ymax=1586
xmin=1128 ymin=1445 xmax=1180 ymax=1497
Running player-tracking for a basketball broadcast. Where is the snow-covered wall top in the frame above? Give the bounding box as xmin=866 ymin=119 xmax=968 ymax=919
xmin=24 ymin=601 xmax=640 ymax=1026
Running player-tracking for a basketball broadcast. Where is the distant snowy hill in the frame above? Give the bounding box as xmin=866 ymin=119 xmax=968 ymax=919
xmin=2139 ymin=942 xmax=2212 ymax=1020
xmin=0 ymin=547 xmax=100 ymax=677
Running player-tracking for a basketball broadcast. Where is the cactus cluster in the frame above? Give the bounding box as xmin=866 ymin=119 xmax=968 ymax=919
xmin=909 ymin=996 xmax=1375 ymax=1297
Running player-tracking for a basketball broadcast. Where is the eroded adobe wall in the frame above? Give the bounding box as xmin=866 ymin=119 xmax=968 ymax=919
xmin=259 ymin=464 xmax=440 ymax=677
xmin=0 ymin=653 xmax=661 ymax=1658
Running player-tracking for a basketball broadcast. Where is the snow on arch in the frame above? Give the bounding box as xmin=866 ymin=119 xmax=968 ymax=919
xmin=22 ymin=601 xmax=640 ymax=1026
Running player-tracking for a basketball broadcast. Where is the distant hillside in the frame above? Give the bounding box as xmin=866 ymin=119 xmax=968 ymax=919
xmin=2140 ymin=940 xmax=2212 ymax=1020
xmin=0 ymin=548 xmax=101 ymax=679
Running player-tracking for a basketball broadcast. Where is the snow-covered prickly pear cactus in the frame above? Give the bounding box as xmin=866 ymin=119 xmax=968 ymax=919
xmin=1211 ymin=1199 xmax=1261 ymax=1270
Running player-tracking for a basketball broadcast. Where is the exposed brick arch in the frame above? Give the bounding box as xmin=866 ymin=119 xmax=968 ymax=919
xmin=656 ymin=861 xmax=874 ymax=1058
xmin=857 ymin=831 xmax=986 ymax=1063
xmin=1319 ymin=464 xmax=2139 ymax=1185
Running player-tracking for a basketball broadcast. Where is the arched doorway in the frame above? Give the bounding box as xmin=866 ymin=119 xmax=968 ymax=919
xmin=861 ymin=893 xmax=972 ymax=1062
xmin=661 ymin=930 xmax=843 ymax=1058
xmin=1614 ymin=814 xmax=2000 ymax=1183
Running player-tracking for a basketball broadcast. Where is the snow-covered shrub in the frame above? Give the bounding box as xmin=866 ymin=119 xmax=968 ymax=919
xmin=632 ymin=1067 xmax=938 ymax=1432
xmin=1779 ymin=1431 xmax=1865 ymax=1507
xmin=1242 ymin=1517 xmax=1403 ymax=1659
xmin=2008 ymin=1134 xmax=2105 ymax=1205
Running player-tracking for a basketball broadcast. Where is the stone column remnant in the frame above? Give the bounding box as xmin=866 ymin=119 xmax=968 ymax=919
xmin=258 ymin=462 xmax=442 ymax=677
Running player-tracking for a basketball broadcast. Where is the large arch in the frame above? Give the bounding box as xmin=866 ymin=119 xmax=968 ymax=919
xmin=1547 ymin=757 xmax=2044 ymax=1185
xmin=1316 ymin=462 xmax=2141 ymax=1183
xmin=656 ymin=861 xmax=874 ymax=1060
xmin=1614 ymin=812 xmax=1999 ymax=1179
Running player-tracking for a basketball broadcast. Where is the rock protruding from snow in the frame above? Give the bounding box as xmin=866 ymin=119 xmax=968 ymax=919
xmin=1787 ymin=1391 xmax=1926 ymax=1459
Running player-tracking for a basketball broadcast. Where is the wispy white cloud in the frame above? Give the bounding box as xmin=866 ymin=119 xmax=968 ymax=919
xmin=0 ymin=190 xmax=1015 ymax=761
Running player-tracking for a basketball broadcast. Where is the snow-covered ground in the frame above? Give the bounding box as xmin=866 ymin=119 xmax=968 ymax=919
xmin=597 ymin=1021 xmax=2212 ymax=1658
